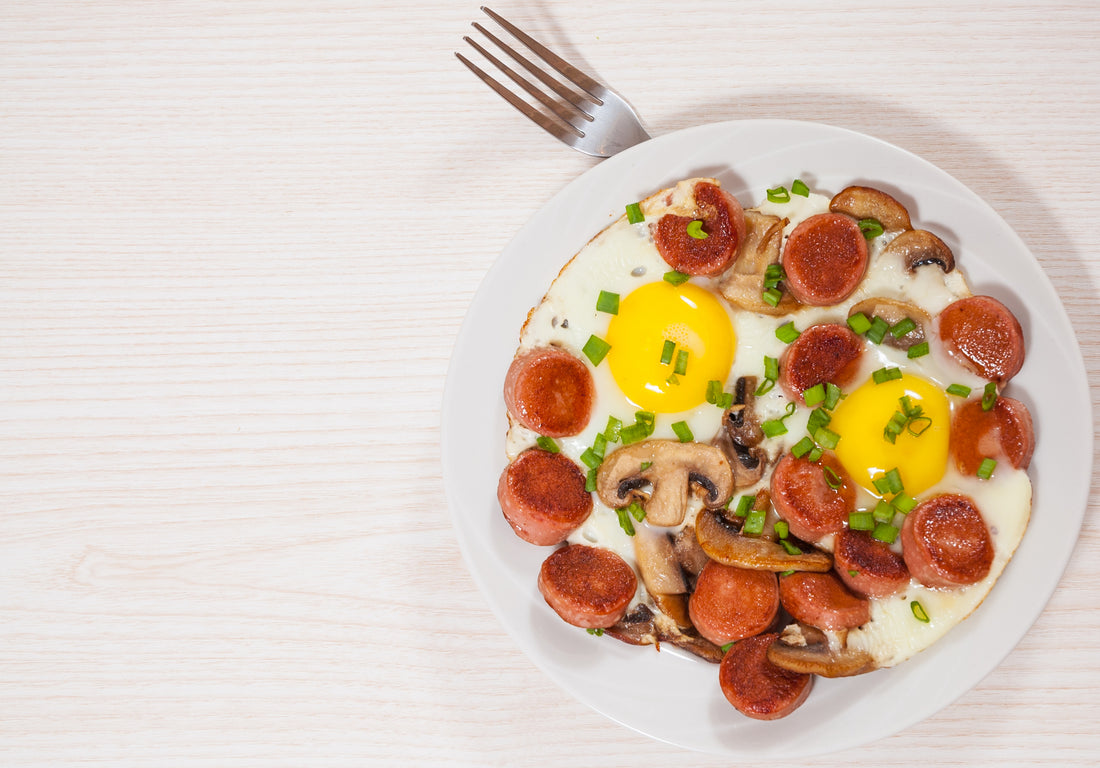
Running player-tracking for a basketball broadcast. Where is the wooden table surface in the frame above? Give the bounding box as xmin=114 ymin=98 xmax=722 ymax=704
xmin=2 ymin=2 xmax=1098 ymax=765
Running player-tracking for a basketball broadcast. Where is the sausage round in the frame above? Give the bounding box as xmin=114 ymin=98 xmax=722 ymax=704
xmin=834 ymin=529 xmax=910 ymax=598
xmin=901 ymin=494 xmax=993 ymax=588
xmin=950 ymin=395 xmax=1035 ymax=476
xmin=537 ymin=544 xmax=637 ymax=629
xmin=779 ymin=571 xmax=871 ymax=630
xmin=936 ymin=295 xmax=1025 ymax=384
xmin=498 ymin=449 xmax=593 ymax=545
xmin=779 ymin=323 xmax=864 ymax=404
xmin=503 ymin=346 xmax=595 ymax=438
xmin=654 ymin=182 xmax=746 ymax=276
xmin=688 ymin=561 xmax=779 ymax=646
xmin=770 ymin=453 xmax=856 ymax=543
xmin=718 ymin=633 xmax=813 ymax=720
xmin=781 ymin=213 xmax=868 ymax=305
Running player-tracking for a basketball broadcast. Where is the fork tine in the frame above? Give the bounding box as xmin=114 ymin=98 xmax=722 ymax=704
xmin=480 ymin=7 xmax=604 ymax=100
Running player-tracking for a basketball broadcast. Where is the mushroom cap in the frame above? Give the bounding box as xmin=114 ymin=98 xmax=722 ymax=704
xmin=766 ymin=623 xmax=878 ymax=678
xmin=695 ymin=508 xmax=833 ymax=573
xmin=848 ymin=296 xmax=931 ymax=351
xmin=829 ymin=185 xmax=912 ymax=232
xmin=717 ymin=210 xmax=801 ymax=315
xmin=882 ymin=228 xmax=955 ymax=273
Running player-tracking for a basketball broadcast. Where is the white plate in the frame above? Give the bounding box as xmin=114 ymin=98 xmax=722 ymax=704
xmin=440 ymin=120 xmax=1091 ymax=756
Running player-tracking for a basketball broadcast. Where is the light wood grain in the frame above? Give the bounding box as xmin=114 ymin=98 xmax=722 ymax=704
xmin=1 ymin=1 xmax=1098 ymax=765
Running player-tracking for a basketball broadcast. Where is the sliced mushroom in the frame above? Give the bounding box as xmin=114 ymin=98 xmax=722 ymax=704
xmin=829 ymin=185 xmax=912 ymax=232
xmin=848 ymin=297 xmax=931 ymax=351
xmin=712 ymin=376 xmax=769 ymax=488
xmin=672 ymin=524 xmax=710 ymax=579
xmin=604 ymin=603 xmax=725 ymax=663
xmin=694 ymin=507 xmax=833 ymax=572
xmin=717 ymin=210 xmax=800 ymax=315
xmin=767 ymin=623 xmax=877 ymax=678
xmin=881 ymin=228 xmax=955 ymax=273
xmin=596 ymin=440 xmax=734 ymax=527
xmin=604 ymin=604 xmax=657 ymax=647
xmin=633 ymin=524 xmax=691 ymax=629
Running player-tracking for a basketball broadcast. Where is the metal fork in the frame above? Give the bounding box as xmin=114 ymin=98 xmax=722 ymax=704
xmin=455 ymin=7 xmax=650 ymax=158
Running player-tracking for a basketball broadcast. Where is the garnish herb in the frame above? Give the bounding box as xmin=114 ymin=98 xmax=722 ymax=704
xmin=977 ymin=457 xmax=997 ymax=480
xmin=873 ymin=500 xmax=895 ymax=523
xmin=585 ymin=468 xmax=597 ymax=492
xmin=587 ymin=627 xmax=605 ymax=636
xmin=858 ymin=218 xmax=884 ymax=239
xmin=596 ymin=290 xmax=620 ymax=315
xmin=911 ymin=600 xmax=930 ymax=623
xmin=865 ymin=316 xmax=890 ymax=344
xmin=755 ymin=355 xmax=780 ymax=396
xmin=582 ymin=335 xmax=611 ymax=366
xmin=872 ymin=366 xmax=902 ymax=384
xmin=674 ymin=349 xmax=689 ymax=376
xmin=776 ymin=321 xmax=801 ymax=344
xmin=981 ymin=381 xmax=998 ymax=411
xmin=849 ymin=511 xmax=875 ymax=531
xmin=762 ymin=288 xmax=782 ymax=307
xmin=847 ymin=312 xmax=872 ymax=335
xmin=732 ymin=495 xmax=756 ymax=518
xmin=871 ymin=522 xmax=899 ymax=544
xmin=823 ymin=382 xmax=843 ymax=410
xmin=791 ymin=179 xmax=810 ymax=197
xmin=946 ymin=383 xmax=972 ymax=398
xmin=767 ymin=186 xmax=791 ymax=203
xmin=815 ymin=427 xmax=840 ymax=451
xmin=671 ymin=420 xmax=694 ymax=443
xmin=803 ymin=383 xmax=826 ymax=407
xmin=791 ymin=436 xmax=815 ymax=459
xmin=604 ymin=415 xmax=622 ymax=442
xmin=907 ymin=341 xmax=930 ymax=359
xmin=762 ymin=402 xmax=797 ymax=438
xmin=891 ymin=493 xmax=917 ymax=513
xmin=742 ymin=507 xmax=766 ymax=535
xmin=660 ymin=339 xmax=676 ymax=365
xmin=686 ymin=220 xmax=708 ymax=239
xmin=889 ymin=317 xmax=917 ymax=338
xmin=774 ymin=520 xmax=790 ymax=539
xmin=779 ymin=539 xmax=802 ymax=555
xmin=536 ymin=436 xmax=560 ymax=453
xmin=625 ymin=202 xmax=645 ymax=224
xmin=822 ymin=464 xmax=843 ymax=489
xmin=663 ymin=270 xmax=690 ymax=286
xmin=616 ymin=507 xmax=636 ymax=536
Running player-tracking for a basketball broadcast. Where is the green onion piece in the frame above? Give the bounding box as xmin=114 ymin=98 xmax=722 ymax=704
xmin=899 ymin=396 xmax=917 ymax=416
xmin=865 ymin=316 xmax=890 ymax=344
xmin=767 ymin=186 xmax=791 ymax=203
xmin=871 ymin=522 xmax=899 ymax=544
xmin=705 ymin=379 xmax=720 ymax=404
xmin=582 ymin=335 xmax=611 ymax=366
xmin=847 ymin=312 xmax=872 ymax=335
xmin=660 ymin=339 xmax=676 ymax=365
xmin=779 ymin=569 xmax=796 ymax=577
xmin=627 ymin=501 xmax=646 ymax=522
xmin=720 ymin=642 xmax=735 ymax=653
xmin=716 ymin=391 xmax=734 ymax=409
xmin=883 ymin=467 xmax=903 ymax=494
xmin=674 ymin=349 xmax=689 ymax=376
xmin=585 ymin=468 xmax=598 ymax=492
xmin=849 ymin=569 xmax=860 ymax=577
xmin=604 ymin=415 xmax=622 ymax=442
xmin=776 ymin=321 xmax=801 ymax=343
xmin=911 ymin=600 xmax=930 ymax=623
xmin=806 ymin=446 xmax=823 ymax=462
xmin=908 ymin=416 xmax=932 ymax=436
xmin=580 ymin=447 xmax=602 ymax=470
xmin=587 ymin=627 xmax=604 ymax=636
xmin=907 ymin=341 xmax=930 ymax=359
xmin=873 ymin=500 xmax=895 ymax=523
xmin=791 ymin=179 xmax=810 ymax=197
xmin=671 ymin=420 xmax=694 ymax=443
xmin=982 ymin=381 xmax=998 ymax=411
xmin=754 ymin=378 xmax=775 ymax=397
xmin=625 ymin=202 xmax=644 ymax=224
xmin=639 ymin=461 xmax=652 ymax=471
xmin=761 ymin=402 xmax=796 ymax=438
xmin=616 ymin=507 xmax=636 ymax=536
xmin=946 ymin=383 xmax=972 ymax=398
xmin=536 ymin=436 xmax=560 ymax=453
xmin=742 ymin=507 xmax=766 ymax=535
xmin=814 ymin=427 xmax=840 ymax=451
xmin=891 ymin=493 xmax=917 ymax=514
xmin=763 ymin=263 xmax=786 ymax=288
xmin=822 ymin=465 xmax=843 ymax=489
xmin=667 ymin=375 xmax=679 ymax=389
xmin=733 ymin=495 xmax=756 ymax=518
xmin=774 ymin=520 xmax=790 ymax=539
xmin=619 ymin=422 xmax=649 ymax=445
xmin=803 ymin=383 xmax=826 ymax=407
xmin=791 ymin=436 xmax=815 ymax=459
xmin=806 ymin=407 xmax=832 ymax=437
xmin=663 ymin=270 xmax=690 ymax=286
xmin=977 ymin=457 xmax=997 ymax=480
xmin=686 ymin=219 xmax=708 ymax=239
xmin=779 ymin=539 xmax=803 ymax=555
xmin=635 ymin=411 xmax=656 ymax=432
xmin=595 ymin=290 xmax=620 ymax=315
xmin=858 ymin=218 xmax=884 ymax=239
xmin=889 ymin=317 xmax=917 ymax=338
xmin=849 ymin=511 xmax=875 ymax=531
xmin=872 ymin=475 xmax=892 ymax=495
xmin=872 ymin=366 xmax=903 ymax=384
xmin=763 ymin=356 xmax=779 ymax=381
xmin=762 ymin=287 xmax=783 ymax=307
xmin=592 ymin=433 xmax=608 ymax=458
xmin=824 ymin=383 xmax=842 ymax=410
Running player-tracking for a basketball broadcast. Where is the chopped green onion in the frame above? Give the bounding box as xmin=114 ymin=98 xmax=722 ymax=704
xmin=627 ymin=501 xmax=646 ymax=522
xmin=806 ymin=446 xmax=823 ymax=462
xmin=946 ymin=383 xmax=972 ymax=398
xmin=762 ymin=287 xmax=783 ymax=307
xmin=774 ymin=520 xmax=790 ymax=539
xmin=849 ymin=511 xmax=875 ymax=531
xmin=803 ymin=383 xmax=826 ymax=407
xmin=639 ymin=461 xmax=652 ymax=471
xmin=596 ymin=290 xmax=620 ymax=315
xmin=671 ymin=420 xmax=694 ymax=443
xmin=733 ymin=495 xmax=756 ymax=518
xmin=635 ymin=411 xmax=655 ymax=431
xmin=872 ymin=366 xmax=902 ymax=384
xmin=911 ymin=600 xmax=930 ymax=623
xmin=754 ymin=378 xmax=775 ymax=397
xmin=663 ymin=270 xmax=690 ymax=286
xmin=865 ymin=316 xmax=890 ymax=344
xmin=776 ymin=321 xmax=801 ymax=343
xmin=587 ymin=627 xmax=605 ymax=636
xmin=616 ymin=507 xmax=636 ymax=536
xmin=982 ymin=381 xmax=998 ymax=411
xmin=582 ymin=335 xmax=611 ymax=366
xmin=858 ymin=218 xmax=884 ymax=239
xmin=763 ymin=355 xmax=779 ymax=381
xmin=619 ymin=422 xmax=649 ymax=445
xmin=660 ymin=339 xmax=676 ymax=365
xmin=762 ymin=402 xmax=796 ymax=438
xmin=791 ymin=436 xmax=815 ymax=459
xmin=806 ymin=407 xmax=832 ymax=436
xmin=848 ymin=569 xmax=860 ymax=577
xmin=907 ymin=341 xmax=930 ymax=359
xmin=977 ymin=457 xmax=997 ymax=480
xmin=871 ymin=522 xmax=898 ymax=544
xmin=889 ymin=317 xmax=917 ymax=338
xmin=814 ymin=427 xmax=840 ymax=451
xmin=779 ymin=569 xmax=796 ymax=577
xmin=766 ymin=186 xmax=790 ymax=203
xmin=881 ymin=467 xmax=904 ymax=495
xmin=580 ymin=447 xmax=602 ymax=470
xmin=847 ymin=312 xmax=872 ymax=335
xmin=791 ymin=179 xmax=810 ymax=197
xmin=716 ymin=391 xmax=733 ymax=409
xmin=779 ymin=539 xmax=803 ymax=555
xmin=763 ymin=263 xmax=786 ymax=289
xmin=625 ymin=202 xmax=644 ymax=224
xmin=705 ymin=379 xmax=720 ymax=404
xmin=686 ymin=219 xmax=708 ymax=239
xmin=604 ymin=415 xmax=622 ymax=442
xmin=674 ymin=349 xmax=689 ymax=376
xmin=585 ymin=468 xmax=597 ymax=492
xmin=592 ymin=433 xmax=608 ymax=458
xmin=873 ymin=500 xmax=895 ymax=523
xmin=720 ymin=642 xmax=735 ymax=653
xmin=822 ymin=465 xmax=843 ymax=489
xmin=891 ymin=493 xmax=917 ymax=514
xmin=742 ymin=507 xmax=766 ymax=535
xmin=824 ymin=383 xmax=843 ymax=410
xmin=908 ymin=416 xmax=932 ymax=436
xmin=536 ymin=436 xmax=560 ymax=453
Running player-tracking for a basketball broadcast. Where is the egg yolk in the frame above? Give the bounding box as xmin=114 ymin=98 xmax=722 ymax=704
xmin=605 ymin=281 xmax=734 ymax=414
xmin=829 ymin=373 xmax=950 ymax=496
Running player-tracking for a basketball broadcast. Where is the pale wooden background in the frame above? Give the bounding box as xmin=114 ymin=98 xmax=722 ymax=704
xmin=1 ymin=1 xmax=1098 ymax=766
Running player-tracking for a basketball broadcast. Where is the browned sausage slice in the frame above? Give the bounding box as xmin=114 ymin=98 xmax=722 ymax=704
xmin=901 ymin=494 xmax=993 ymax=588
xmin=537 ymin=544 xmax=637 ymax=629
xmin=770 ymin=453 xmax=856 ymax=543
xmin=654 ymin=182 xmax=746 ymax=276
xmin=719 ymin=633 xmax=813 ymax=720
xmin=833 ymin=529 xmax=910 ymax=598
xmin=687 ymin=561 xmax=779 ymax=646
xmin=936 ymin=295 xmax=1025 ymax=384
xmin=779 ymin=323 xmax=864 ymax=404
xmin=498 ymin=449 xmax=593 ymax=545
xmin=779 ymin=571 xmax=871 ymax=630
xmin=781 ymin=213 xmax=868 ymax=305
xmin=503 ymin=346 xmax=595 ymax=437
xmin=950 ymin=396 xmax=1035 ymax=476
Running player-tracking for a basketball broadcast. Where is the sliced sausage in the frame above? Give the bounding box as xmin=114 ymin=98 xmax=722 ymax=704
xmin=901 ymin=494 xmax=993 ymax=588
xmin=719 ymin=633 xmax=813 ymax=720
xmin=834 ymin=529 xmax=910 ymax=598
xmin=781 ymin=213 xmax=868 ymax=305
xmin=503 ymin=346 xmax=595 ymax=438
xmin=654 ymin=181 xmax=746 ymax=276
xmin=770 ymin=453 xmax=856 ymax=543
xmin=498 ymin=449 xmax=593 ymax=546
xmin=687 ymin=561 xmax=779 ymax=646
xmin=779 ymin=323 xmax=864 ymax=404
xmin=936 ymin=295 xmax=1025 ymax=384
xmin=950 ymin=395 xmax=1035 ymax=476
xmin=779 ymin=571 xmax=871 ymax=630
xmin=537 ymin=544 xmax=637 ymax=629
